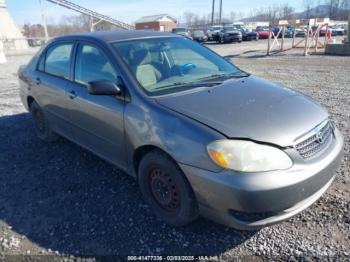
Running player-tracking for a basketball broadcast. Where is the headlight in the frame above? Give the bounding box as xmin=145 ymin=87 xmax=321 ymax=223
xmin=207 ymin=140 xmax=292 ymax=172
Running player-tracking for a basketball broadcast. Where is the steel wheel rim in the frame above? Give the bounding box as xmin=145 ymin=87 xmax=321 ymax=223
xmin=149 ymin=167 xmax=180 ymax=212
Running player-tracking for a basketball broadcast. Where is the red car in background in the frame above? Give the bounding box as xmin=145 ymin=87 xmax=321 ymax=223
xmin=256 ymin=26 xmax=270 ymax=39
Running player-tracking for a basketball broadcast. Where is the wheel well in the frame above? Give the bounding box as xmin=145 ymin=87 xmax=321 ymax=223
xmin=133 ymin=145 xmax=168 ymax=176
xmin=27 ymin=96 xmax=35 ymax=109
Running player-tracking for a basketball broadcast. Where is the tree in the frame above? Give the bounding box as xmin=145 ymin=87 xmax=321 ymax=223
xmin=183 ymin=11 xmax=195 ymax=27
xmin=281 ymin=3 xmax=295 ymax=19
xmin=303 ymin=0 xmax=315 ymax=18
xmin=229 ymin=11 xmax=236 ymax=22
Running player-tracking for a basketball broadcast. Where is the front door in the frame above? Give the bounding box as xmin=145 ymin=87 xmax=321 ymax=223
xmin=66 ymin=43 xmax=126 ymax=169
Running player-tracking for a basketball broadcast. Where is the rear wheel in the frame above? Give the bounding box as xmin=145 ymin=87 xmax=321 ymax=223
xmin=138 ymin=150 xmax=199 ymax=226
xmin=30 ymin=101 xmax=59 ymax=142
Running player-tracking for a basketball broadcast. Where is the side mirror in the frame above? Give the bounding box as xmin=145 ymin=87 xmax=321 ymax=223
xmin=87 ymin=80 xmax=122 ymax=96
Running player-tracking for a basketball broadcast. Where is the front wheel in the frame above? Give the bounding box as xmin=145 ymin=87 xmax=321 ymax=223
xmin=138 ymin=150 xmax=199 ymax=226
xmin=30 ymin=100 xmax=59 ymax=142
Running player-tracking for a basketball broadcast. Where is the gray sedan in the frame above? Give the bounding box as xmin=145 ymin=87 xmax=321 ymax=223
xmin=18 ymin=31 xmax=343 ymax=230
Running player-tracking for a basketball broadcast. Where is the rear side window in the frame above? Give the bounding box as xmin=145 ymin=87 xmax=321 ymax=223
xmin=74 ymin=44 xmax=117 ymax=85
xmin=44 ymin=43 xmax=73 ymax=79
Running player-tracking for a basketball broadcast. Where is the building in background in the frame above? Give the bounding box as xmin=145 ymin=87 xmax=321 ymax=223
xmin=135 ymin=14 xmax=177 ymax=32
xmin=0 ymin=0 xmax=28 ymax=52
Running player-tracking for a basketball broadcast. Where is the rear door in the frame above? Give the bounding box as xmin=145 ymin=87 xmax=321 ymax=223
xmin=34 ymin=41 xmax=74 ymax=138
xmin=65 ymin=42 xmax=126 ymax=169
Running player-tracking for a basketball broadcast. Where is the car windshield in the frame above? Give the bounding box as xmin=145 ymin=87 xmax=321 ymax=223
xmin=173 ymin=28 xmax=187 ymax=33
xmin=193 ymin=31 xmax=204 ymax=37
xmin=223 ymin=27 xmax=236 ymax=32
xmin=112 ymin=37 xmax=245 ymax=95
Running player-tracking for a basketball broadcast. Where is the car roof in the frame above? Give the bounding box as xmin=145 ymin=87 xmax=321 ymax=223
xmin=51 ymin=30 xmax=179 ymax=43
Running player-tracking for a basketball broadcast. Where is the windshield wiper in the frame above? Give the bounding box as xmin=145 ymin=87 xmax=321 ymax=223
xmin=154 ymin=81 xmax=222 ymax=90
xmin=198 ymin=72 xmax=250 ymax=81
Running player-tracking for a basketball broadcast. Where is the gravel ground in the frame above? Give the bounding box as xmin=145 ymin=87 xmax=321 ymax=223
xmin=0 ymin=38 xmax=349 ymax=260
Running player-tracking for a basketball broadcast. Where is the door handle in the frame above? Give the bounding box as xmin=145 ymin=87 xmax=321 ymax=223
xmin=35 ymin=77 xmax=41 ymax=85
xmin=68 ymin=90 xmax=77 ymax=99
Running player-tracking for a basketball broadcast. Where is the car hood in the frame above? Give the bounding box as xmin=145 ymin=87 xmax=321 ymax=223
xmin=155 ymin=76 xmax=328 ymax=147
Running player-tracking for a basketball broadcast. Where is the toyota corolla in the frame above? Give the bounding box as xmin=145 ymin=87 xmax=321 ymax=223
xmin=18 ymin=31 xmax=343 ymax=229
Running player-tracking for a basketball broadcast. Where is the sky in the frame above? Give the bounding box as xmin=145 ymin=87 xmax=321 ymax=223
xmin=6 ymin=0 xmax=305 ymax=26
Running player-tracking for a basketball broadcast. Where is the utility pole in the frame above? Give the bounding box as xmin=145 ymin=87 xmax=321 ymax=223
xmin=38 ymin=0 xmax=49 ymax=42
xmin=211 ymin=0 xmax=215 ymax=25
xmin=347 ymin=11 xmax=350 ymax=42
xmin=219 ymin=0 xmax=222 ymax=24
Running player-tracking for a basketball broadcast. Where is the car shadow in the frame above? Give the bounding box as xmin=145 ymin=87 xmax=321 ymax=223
xmin=0 ymin=113 xmax=257 ymax=256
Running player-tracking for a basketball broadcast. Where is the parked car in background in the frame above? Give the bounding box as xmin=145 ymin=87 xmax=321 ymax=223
xmin=27 ymin=38 xmax=45 ymax=47
xmin=18 ymin=31 xmax=344 ymax=230
xmin=240 ymin=28 xmax=259 ymax=41
xmin=233 ymin=23 xmax=244 ymax=30
xmin=217 ymin=26 xmax=242 ymax=43
xmin=192 ymin=30 xmax=208 ymax=43
xmin=330 ymin=26 xmax=345 ymax=36
xmin=272 ymin=27 xmax=281 ymax=37
xmin=172 ymin=27 xmax=191 ymax=38
xmin=256 ymin=26 xmax=270 ymax=39
xmin=295 ymin=27 xmax=307 ymax=37
xmin=315 ymin=26 xmax=333 ymax=37
xmin=272 ymin=26 xmax=294 ymax=38
xmin=206 ymin=25 xmax=223 ymax=41
xmin=284 ymin=26 xmax=294 ymax=38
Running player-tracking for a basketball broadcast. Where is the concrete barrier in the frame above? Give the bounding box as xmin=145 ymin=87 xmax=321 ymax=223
xmin=325 ymin=43 xmax=350 ymax=56
xmin=0 ymin=41 xmax=6 ymax=64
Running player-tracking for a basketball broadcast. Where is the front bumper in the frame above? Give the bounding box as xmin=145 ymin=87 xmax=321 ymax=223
xmin=223 ymin=35 xmax=242 ymax=42
xmin=180 ymin=128 xmax=343 ymax=230
xmin=259 ymin=34 xmax=269 ymax=39
xmin=244 ymin=35 xmax=257 ymax=41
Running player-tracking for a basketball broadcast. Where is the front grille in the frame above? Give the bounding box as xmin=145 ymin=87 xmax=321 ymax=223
xmin=295 ymin=120 xmax=334 ymax=159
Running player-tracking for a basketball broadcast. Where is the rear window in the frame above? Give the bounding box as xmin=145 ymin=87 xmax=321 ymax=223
xmin=44 ymin=43 xmax=73 ymax=79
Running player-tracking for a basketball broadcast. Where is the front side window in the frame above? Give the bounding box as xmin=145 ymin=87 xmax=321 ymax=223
xmin=75 ymin=44 xmax=117 ymax=85
xmin=112 ymin=37 xmax=244 ymax=95
xmin=44 ymin=43 xmax=73 ymax=79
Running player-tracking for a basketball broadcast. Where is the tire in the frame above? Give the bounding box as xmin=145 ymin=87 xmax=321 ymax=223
xmin=30 ymin=100 xmax=59 ymax=142
xmin=138 ymin=150 xmax=199 ymax=226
